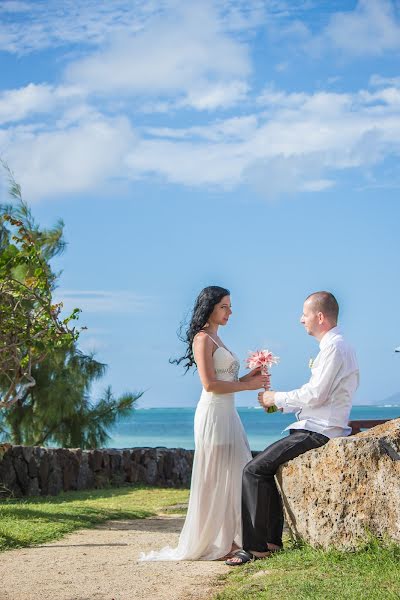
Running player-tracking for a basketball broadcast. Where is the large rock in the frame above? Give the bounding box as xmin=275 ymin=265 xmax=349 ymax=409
xmin=276 ymin=418 xmax=400 ymax=550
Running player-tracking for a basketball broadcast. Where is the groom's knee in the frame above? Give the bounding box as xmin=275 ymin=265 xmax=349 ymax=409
xmin=243 ymin=458 xmax=274 ymax=479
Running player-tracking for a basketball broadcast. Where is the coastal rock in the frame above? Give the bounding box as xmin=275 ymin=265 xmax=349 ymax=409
xmin=276 ymin=418 xmax=400 ymax=549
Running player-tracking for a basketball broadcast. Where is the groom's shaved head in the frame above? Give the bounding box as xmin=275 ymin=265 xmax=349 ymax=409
xmin=306 ymin=291 xmax=339 ymax=324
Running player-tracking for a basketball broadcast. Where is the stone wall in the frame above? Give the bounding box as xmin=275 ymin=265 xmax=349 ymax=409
xmin=3 ymin=420 xmax=400 ymax=551
xmin=0 ymin=444 xmax=194 ymax=497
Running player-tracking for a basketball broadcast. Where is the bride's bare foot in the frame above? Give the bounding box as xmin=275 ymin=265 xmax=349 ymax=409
xmin=216 ymin=543 xmax=240 ymax=561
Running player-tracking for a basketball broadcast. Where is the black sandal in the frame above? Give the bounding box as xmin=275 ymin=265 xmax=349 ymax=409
xmin=225 ymin=547 xmax=281 ymax=566
xmin=225 ymin=549 xmax=261 ymax=566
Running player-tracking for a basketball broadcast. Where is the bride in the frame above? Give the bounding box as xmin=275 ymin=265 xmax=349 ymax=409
xmin=139 ymin=286 xmax=267 ymax=561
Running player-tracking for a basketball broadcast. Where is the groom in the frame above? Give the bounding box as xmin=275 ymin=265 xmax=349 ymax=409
xmin=227 ymin=291 xmax=359 ymax=566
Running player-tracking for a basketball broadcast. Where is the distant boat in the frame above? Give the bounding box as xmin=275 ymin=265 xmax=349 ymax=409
xmin=396 ymin=346 xmax=400 ymax=352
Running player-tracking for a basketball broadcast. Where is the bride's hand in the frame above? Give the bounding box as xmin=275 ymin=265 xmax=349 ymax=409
xmin=239 ymin=367 xmax=261 ymax=383
xmin=245 ymin=374 xmax=269 ymax=390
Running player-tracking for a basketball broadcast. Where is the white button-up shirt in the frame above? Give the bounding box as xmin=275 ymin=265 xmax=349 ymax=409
xmin=274 ymin=327 xmax=359 ymax=438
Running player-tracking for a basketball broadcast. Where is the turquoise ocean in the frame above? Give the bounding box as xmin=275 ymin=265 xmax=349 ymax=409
xmin=107 ymin=406 xmax=400 ymax=451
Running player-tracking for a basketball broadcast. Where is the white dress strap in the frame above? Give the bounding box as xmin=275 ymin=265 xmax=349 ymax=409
xmin=201 ymin=331 xmax=220 ymax=348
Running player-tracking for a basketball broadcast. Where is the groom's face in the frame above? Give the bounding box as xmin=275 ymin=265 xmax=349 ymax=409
xmin=300 ymin=300 xmax=320 ymax=337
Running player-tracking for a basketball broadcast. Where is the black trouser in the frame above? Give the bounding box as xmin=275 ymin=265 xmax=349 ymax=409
xmin=242 ymin=429 xmax=329 ymax=551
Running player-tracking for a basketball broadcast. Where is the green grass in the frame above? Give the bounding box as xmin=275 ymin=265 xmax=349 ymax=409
xmin=215 ymin=539 xmax=400 ymax=600
xmin=2 ymin=489 xmax=399 ymax=600
xmin=0 ymin=485 xmax=189 ymax=552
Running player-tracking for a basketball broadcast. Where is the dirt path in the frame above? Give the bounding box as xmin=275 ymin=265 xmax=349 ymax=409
xmin=0 ymin=516 xmax=229 ymax=600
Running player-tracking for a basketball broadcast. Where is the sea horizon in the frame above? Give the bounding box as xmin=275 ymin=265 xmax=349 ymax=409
xmin=107 ymin=405 xmax=400 ymax=451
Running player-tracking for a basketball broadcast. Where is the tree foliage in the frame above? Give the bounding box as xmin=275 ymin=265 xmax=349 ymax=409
xmin=0 ymin=163 xmax=141 ymax=447
xmin=0 ymin=164 xmax=80 ymax=407
xmin=2 ymin=345 xmax=142 ymax=448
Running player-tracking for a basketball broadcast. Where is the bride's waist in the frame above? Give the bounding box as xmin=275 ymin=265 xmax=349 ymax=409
xmin=199 ymin=389 xmax=235 ymax=403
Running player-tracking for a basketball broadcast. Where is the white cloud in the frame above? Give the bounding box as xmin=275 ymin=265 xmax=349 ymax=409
xmin=64 ymin=3 xmax=251 ymax=111
xmin=0 ymin=1 xmax=314 ymax=55
xmin=269 ymin=1 xmax=400 ymax=61
xmin=2 ymin=80 xmax=400 ymax=200
xmin=2 ymin=2 xmax=400 ymax=202
xmin=2 ymin=81 xmax=400 ymax=200
xmin=217 ymin=0 xmax=266 ymax=31
xmin=146 ymin=115 xmax=259 ymax=142
xmin=370 ymin=74 xmax=400 ymax=87
xmin=2 ymin=115 xmax=136 ymax=200
xmin=126 ymin=137 xmax=246 ymax=188
xmin=257 ymin=87 xmax=308 ymax=108
xmin=0 ymin=2 xmax=253 ymax=116
xmin=244 ymin=154 xmax=335 ymax=200
xmin=180 ymin=80 xmax=249 ymax=111
xmin=126 ymin=84 xmax=400 ymax=197
xmin=0 ymin=83 xmax=85 ymax=125
xmin=0 ymin=0 xmax=164 ymax=54
xmin=310 ymin=0 xmax=400 ymax=57
xmin=358 ymin=86 xmax=400 ymax=109
xmin=332 ymin=0 xmax=400 ymax=55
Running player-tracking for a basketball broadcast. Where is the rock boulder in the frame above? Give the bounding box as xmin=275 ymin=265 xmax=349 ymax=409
xmin=276 ymin=418 xmax=400 ymax=549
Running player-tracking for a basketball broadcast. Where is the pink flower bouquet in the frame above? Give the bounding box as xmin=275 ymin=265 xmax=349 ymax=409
xmin=246 ymin=349 xmax=280 ymax=413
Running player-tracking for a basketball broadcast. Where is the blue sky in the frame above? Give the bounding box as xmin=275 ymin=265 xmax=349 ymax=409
xmin=0 ymin=0 xmax=399 ymax=408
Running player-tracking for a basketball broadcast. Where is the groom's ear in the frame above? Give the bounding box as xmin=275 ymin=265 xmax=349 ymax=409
xmin=317 ymin=311 xmax=324 ymax=324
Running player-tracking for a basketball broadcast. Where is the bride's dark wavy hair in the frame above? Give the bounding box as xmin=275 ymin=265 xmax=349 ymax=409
xmin=171 ymin=286 xmax=230 ymax=372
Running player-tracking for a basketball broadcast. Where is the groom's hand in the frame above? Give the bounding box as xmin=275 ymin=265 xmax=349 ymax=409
xmin=258 ymin=391 xmax=276 ymax=409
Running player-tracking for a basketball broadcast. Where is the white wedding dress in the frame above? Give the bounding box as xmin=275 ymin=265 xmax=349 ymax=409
xmin=139 ymin=336 xmax=252 ymax=561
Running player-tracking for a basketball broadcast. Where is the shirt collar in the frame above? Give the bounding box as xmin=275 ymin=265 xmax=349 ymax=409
xmin=319 ymin=325 xmax=341 ymax=351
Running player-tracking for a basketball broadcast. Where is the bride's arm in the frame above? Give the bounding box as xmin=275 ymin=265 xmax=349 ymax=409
xmin=193 ymin=334 xmax=266 ymax=394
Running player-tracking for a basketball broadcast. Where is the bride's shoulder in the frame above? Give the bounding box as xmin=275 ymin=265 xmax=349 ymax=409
xmin=193 ymin=331 xmax=213 ymax=348
xmin=193 ymin=330 xmax=208 ymax=343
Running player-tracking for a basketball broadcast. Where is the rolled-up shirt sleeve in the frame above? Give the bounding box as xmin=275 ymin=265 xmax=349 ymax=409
xmin=274 ymin=345 xmax=343 ymax=413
